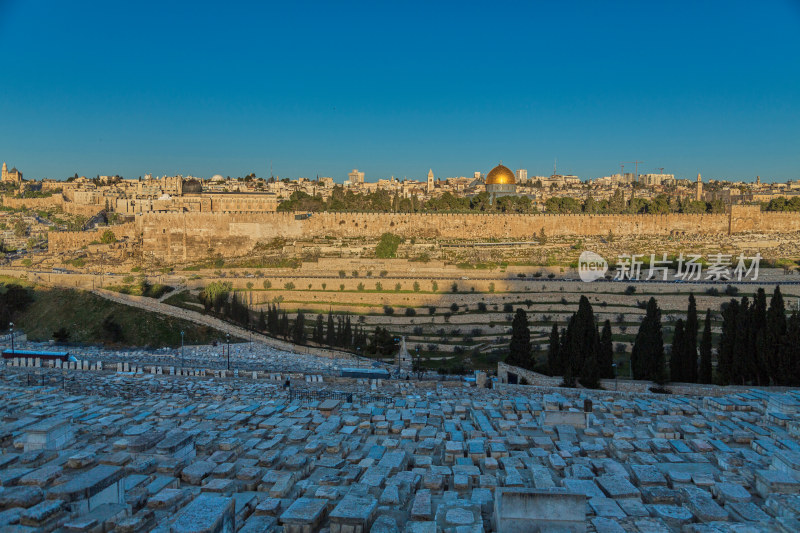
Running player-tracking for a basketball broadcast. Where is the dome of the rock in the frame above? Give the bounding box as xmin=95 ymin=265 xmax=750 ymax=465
xmin=485 ymin=164 xmax=515 ymax=185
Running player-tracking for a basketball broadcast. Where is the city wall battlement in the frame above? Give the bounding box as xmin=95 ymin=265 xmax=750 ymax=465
xmin=134 ymin=205 xmax=800 ymax=261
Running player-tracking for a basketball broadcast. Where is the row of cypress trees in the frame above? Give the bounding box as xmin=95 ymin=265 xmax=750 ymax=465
xmin=511 ymin=286 xmax=800 ymax=388
xmin=718 ymin=286 xmax=800 ymax=386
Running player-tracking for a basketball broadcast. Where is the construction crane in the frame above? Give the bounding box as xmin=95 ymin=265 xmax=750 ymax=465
xmin=621 ymin=161 xmax=644 ymax=182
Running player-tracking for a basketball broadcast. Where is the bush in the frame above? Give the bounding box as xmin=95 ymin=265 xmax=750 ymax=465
xmin=503 ymin=303 xmax=513 ymax=313
xmin=413 ymin=326 xmax=423 ymax=335
xmin=366 ymin=270 xmax=372 ymax=277
xmin=263 ymin=280 xmax=272 ymax=289
xmin=352 ymin=270 xmax=359 ymax=278
xmin=533 ymin=271 xmax=542 ymax=278
xmin=517 ymin=273 xmax=526 ymax=278
xmin=428 ymin=306 xmax=436 ymax=315
xmin=706 ymin=287 xmax=720 ymax=296
xmin=450 ymin=303 xmax=459 ymax=312
xmin=477 ymin=302 xmax=487 ymax=312
xmin=471 ymin=328 xmax=482 ymax=336
xmin=375 ymin=232 xmax=404 ymax=258
xmin=725 ymin=284 xmax=739 ymax=296
xmin=432 ymin=281 xmax=438 ymax=292
xmin=380 ymin=270 xmax=388 ymax=277
xmin=383 ymin=305 xmax=395 ymax=315
xmin=357 ymin=282 xmax=365 ymax=291
xmin=338 ymin=270 xmax=346 ymax=278
xmin=405 ymin=308 xmax=417 ymax=317
xmin=413 ymin=281 xmax=420 ymax=292
xmin=52 ymin=327 xmax=70 ymax=343
xmin=624 ymin=285 xmax=636 ymax=295
xmin=547 ymin=273 xmax=555 ymax=279
xmin=395 ymin=283 xmax=402 ymax=291
xmin=339 ymin=284 xmax=345 ymax=291
xmin=488 ymin=282 xmax=495 ymax=293
xmin=99 ymin=229 xmax=116 ymax=244
xmin=451 ymin=282 xmax=459 ymax=293
xmin=375 ymin=282 xmax=383 ymax=291
xmin=284 ymin=282 xmax=295 ymax=290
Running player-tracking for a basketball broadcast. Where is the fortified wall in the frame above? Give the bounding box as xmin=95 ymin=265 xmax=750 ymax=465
xmin=2 ymin=194 xmax=104 ymax=217
xmin=48 ymin=223 xmax=137 ymax=253
xmin=136 ymin=205 xmax=800 ymax=262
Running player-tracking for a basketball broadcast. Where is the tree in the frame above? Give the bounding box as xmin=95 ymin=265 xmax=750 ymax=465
xmin=547 ymin=323 xmax=561 ymax=375
xmin=631 ymin=297 xmax=666 ymax=384
xmin=599 ymin=320 xmax=614 ymax=379
xmin=313 ymin=314 xmax=324 ymax=344
xmin=100 ymin=229 xmax=116 ymax=244
xmin=717 ymin=299 xmax=738 ymax=385
xmin=506 ymin=308 xmax=532 ymax=369
xmin=257 ymin=310 xmax=267 ymax=331
xmin=326 ymin=312 xmax=335 ymax=346
xmin=684 ymin=293 xmax=698 ymax=383
xmin=766 ymin=285 xmax=787 ymax=385
xmin=781 ymin=312 xmax=800 ymax=385
xmin=670 ymin=319 xmax=686 ymax=382
xmin=375 ymin=233 xmax=404 ymax=258
xmin=293 ymin=311 xmax=306 ymax=345
xmin=699 ymin=309 xmax=713 ymax=384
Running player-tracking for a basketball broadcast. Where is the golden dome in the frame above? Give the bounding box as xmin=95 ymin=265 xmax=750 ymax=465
xmin=485 ymin=164 xmax=515 ymax=185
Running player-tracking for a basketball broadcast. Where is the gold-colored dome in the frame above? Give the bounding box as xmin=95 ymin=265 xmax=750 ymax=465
xmin=485 ymin=164 xmax=515 ymax=185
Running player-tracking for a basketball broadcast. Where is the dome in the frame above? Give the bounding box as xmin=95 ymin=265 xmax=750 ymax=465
xmin=183 ymin=178 xmax=203 ymax=194
xmin=211 ymin=174 xmax=224 ymax=182
xmin=485 ymin=164 xmax=515 ymax=185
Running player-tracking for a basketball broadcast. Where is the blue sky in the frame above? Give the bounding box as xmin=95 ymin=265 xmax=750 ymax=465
xmin=1 ymin=0 xmax=798 ymax=182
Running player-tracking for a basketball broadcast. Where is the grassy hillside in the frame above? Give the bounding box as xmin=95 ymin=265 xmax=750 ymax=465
xmin=12 ymin=285 xmax=226 ymax=348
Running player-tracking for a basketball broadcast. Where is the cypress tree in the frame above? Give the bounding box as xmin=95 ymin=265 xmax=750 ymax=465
xmin=326 ymin=312 xmax=335 ymax=346
xmin=559 ymin=326 xmax=574 ymax=387
xmin=631 ymin=297 xmax=666 ymax=384
xmin=766 ymin=285 xmax=787 ymax=385
xmin=547 ymin=323 xmax=561 ymax=375
xmin=782 ymin=311 xmax=800 ymax=385
xmin=280 ymin=311 xmax=289 ymax=338
xmin=599 ymin=320 xmax=614 ymax=379
xmin=718 ymin=299 xmax=739 ymax=385
xmin=670 ymin=319 xmax=685 ymax=382
xmin=507 ymin=308 xmax=532 ymax=369
xmin=699 ymin=309 xmax=713 ymax=384
xmin=684 ymin=293 xmax=699 ymax=383
xmin=732 ymin=297 xmax=751 ymax=385
xmin=752 ymin=288 xmax=768 ymax=385
xmin=258 ymin=310 xmax=267 ymax=332
xmin=343 ymin=316 xmax=353 ymax=348
xmin=313 ymin=314 xmax=324 ymax=344
xmin=293 ymin=311 xmax=306 ymax=344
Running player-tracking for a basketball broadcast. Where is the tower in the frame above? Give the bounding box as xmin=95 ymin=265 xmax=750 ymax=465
xmin=696 ymin=173 xmax=703 ymax=202
xmin=1 ymin=162 xmax=6 ymax=182
xmin=427 ymin=169 xmax=434 ymax=193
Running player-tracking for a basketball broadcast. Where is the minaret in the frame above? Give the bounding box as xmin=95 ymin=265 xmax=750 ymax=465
xmin=1 ymin=162 xmax=6 ymax=182
xmin=696 ymin=173 xmax=703 ymax=201
xmin=427 ymin=169 xmax=434 ymax=193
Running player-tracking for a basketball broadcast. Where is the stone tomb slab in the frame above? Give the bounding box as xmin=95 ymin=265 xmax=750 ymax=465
xmin=494 ymin=487 xmax=586 ymax=533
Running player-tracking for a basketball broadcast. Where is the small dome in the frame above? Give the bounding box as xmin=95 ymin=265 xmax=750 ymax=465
xmin=485 ymin=164 xmax=515 ymax=185
xmin=211 ymin=174 xmax=225 ymax=182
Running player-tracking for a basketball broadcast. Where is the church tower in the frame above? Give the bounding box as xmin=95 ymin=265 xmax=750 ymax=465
xmin=427 ymin=169 xmax=434 ymax=193
xmin=696 ymin=173 xmax=703 ymax=202
xmin=1 ymin=162 xmax=7 ymax=182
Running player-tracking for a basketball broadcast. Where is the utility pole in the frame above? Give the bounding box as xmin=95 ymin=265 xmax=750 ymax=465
xmin=622 ymin=161 xmax=644 ymax=182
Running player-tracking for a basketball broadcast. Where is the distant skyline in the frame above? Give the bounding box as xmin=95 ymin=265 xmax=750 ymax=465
xmin=1 ymin=1 xmax=799 ymax=183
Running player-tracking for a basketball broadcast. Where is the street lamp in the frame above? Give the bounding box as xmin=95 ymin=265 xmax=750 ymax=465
xmin=226 ymin=333 xmax=230 ymax=371
xmin=180 ymin=330 xmax=185 ymax=368
xmin=9 ymin=322 xmax=14 ymax=354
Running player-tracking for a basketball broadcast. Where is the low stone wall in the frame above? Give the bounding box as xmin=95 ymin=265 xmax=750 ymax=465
xmin=497 ymin=362 xmax=794 ymax=398
xmin=47 ymin=223 xmax=136 ymax=253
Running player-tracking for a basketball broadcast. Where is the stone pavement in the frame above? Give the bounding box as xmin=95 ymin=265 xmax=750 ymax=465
xmin=1 ymin=364 xmax=799 ymax=532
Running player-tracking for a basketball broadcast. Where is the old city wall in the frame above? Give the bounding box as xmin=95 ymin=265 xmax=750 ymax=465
xmin=137 ymin=207 xmax=800 ymax=262
xmin=2 ymin=194 xmax=104 ymax=217
xmin=48 ymin=223 xmax=137 ymax=253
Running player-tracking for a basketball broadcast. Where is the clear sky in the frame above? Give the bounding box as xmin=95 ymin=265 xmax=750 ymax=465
xmin=1 ymin=0 xmax=798 ymax=182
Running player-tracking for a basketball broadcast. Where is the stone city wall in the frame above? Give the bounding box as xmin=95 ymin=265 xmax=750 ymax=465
xmin=2 ymin=193 xmax=105 ymax=217
xmin=136 ymin=206 xmax=800 ymax=262
xmin=48 ymin=223 xmax=137 ymax=253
